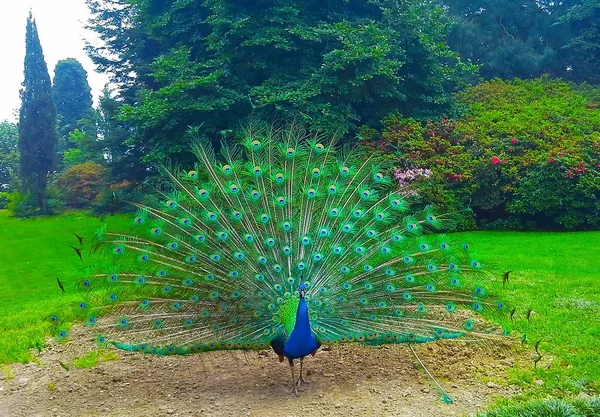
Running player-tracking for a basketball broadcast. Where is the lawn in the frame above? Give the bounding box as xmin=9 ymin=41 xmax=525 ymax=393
xmin=0 ymin=210 xmax=599 ymax=404
xmin=0 ymin=210 xmax=130 ymax=363
xmin=456 ymin=230 xmax=600 ymax=403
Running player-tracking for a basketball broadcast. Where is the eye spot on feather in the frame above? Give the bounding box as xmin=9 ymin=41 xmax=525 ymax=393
xmin=328 ymin=185 xmax=337 ymax=194
xmin=341 ymin=167 xmax=349 ymax=175
xmin=135 ymin=216 xmax=144 ymax=224
xmin=251 ymin=140 xmax=261 ymax=149
xmin=286 ymin=147 xmax=295 ymax=157
xmin=222 ymin=165 xmax=232 ymax=173
xmin=188 ymin=170 xmax=197 ymax=178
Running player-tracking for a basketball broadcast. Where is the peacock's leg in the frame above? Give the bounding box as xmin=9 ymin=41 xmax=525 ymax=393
xmin=288 ymin=358 xmax=298 ymax=395
xmin=296 ymin=357 xmax=308 ymax=386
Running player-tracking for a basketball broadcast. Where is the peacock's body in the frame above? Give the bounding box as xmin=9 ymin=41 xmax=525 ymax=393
xmin=55 ymin=126 xmax=506 ymax=396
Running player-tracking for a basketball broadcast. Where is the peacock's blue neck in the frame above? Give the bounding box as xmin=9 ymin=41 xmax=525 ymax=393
xmin=283 ymin=297 xmax=319 ymax=360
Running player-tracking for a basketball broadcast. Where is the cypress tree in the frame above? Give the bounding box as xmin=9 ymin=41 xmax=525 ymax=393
xmin=53 ymin=58 xmax=94 ymax=137
xmin=18 ymin=12 xmax=59 ymax=214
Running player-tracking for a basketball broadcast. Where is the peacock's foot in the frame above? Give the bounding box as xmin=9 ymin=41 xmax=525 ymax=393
xmin=290 ymin=384 xmax=299 ymax=395
xmin=295 ymin=376 xmax=309 ymax=387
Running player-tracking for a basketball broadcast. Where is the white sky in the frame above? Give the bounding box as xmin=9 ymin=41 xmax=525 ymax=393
xmin=0 ymin=0 xmax=109 ymax=122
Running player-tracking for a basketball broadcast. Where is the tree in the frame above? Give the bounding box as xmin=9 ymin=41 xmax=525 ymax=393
xmin=18 ymin=12 xmax=59 ymax=214
xmin=0 ymin=122 xmax=19 ymax=191
xmin=86 ymin=0 xmax=475 ymax=167
xmin=561 ymin=0 xmax=600 ymax=84
xmin=52 ymin=58 xmax=95 ymax=137
xmin=442 ymin=0 xmax=564 ymax=80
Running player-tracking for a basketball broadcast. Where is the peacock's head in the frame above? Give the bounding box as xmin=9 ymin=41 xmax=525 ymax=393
xmin=298 ymin=282 xmax=307 ymax=298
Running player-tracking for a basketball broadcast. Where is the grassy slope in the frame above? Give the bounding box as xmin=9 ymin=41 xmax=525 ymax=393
xmin=456 ymin=231 xmax=600 ymax=401
xmin=0 ymin=210 xmax=598 ymax=402
xmin=0 ymin=210 xmax=130 ymax=363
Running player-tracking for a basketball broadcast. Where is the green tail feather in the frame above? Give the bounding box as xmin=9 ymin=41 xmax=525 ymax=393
xmin=55 ymin=124 xmax=507 ymax=355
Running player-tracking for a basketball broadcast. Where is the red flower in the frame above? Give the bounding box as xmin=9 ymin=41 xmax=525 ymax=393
xmin=509 ymin=148 xmax=513 ymax=152
xmin=549 ymin=158 xmax=556 ymax=163
xmin=409 ymin=155 xmax=415 ymax=159
xmin=511 ymin=138 xmax=518 ymax=145
xmin=491 ymin=156 xmax=500 ymax=165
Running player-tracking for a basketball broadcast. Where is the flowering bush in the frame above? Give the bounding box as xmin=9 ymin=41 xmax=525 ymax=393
xmin=361 ymin=78 xmax=600 ymax=230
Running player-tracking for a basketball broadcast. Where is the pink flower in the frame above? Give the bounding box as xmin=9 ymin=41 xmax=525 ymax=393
xmin=511 ymin=138 xmax=518 ymax=145
xmin=491 ymin=156 xmax=500 ymax=165
xmin=509 ymin=148 xmax=513 ymax=153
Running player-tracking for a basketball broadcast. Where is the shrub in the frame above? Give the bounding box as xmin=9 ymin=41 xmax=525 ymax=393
xmin=364 ymin=78 xmax=600 ymax=230
xmin=56 ymin=162 xmax=108 ymax=208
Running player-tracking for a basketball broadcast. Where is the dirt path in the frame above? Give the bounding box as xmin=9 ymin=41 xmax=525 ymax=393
xmin=0 ymin=336 xmax=526 ymax=417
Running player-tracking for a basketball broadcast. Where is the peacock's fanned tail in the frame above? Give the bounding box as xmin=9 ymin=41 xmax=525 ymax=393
xmin=54 ymin=125 xmax=507 ymax=355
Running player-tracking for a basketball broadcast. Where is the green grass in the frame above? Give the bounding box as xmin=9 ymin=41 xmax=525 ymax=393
xmin=0 ymin=210 xmax=130 ymax=363
xmin=0 ymin=210 xmax=598 ymax=405
xmin=455 ymin=231 xmax=600 ymax=401
xmin=72 ymin=348 xmax=119 ymax=369
xmin=477 ymin=396 xmax=600 ymax=417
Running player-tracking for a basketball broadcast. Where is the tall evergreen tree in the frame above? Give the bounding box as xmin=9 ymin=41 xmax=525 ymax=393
xmin=562 ymin=0 xmax=600 ymax=83
xmin=53 ymin=58 xmax=94 ymax=137
xmin=18 ymin=12 xmax=58 ymax=214
xmin=0 ymin=122 xmax=19 ymax=191
xmin=442 ymin=0 xmax=563 ymax=80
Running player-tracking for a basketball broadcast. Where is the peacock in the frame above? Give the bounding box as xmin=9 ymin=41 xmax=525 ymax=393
xmin=53 ymin=125 xmax=507 ymax=398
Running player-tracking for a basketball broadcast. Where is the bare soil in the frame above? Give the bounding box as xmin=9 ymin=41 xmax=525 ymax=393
xmin=0 ymin=334 xmax=528 ymax=417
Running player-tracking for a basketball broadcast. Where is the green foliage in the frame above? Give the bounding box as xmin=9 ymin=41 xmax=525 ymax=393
xmin=52 ymin=59 xmax=95 ymax=138
xmin=444 ymin=0 xmax=563 ymax=81
xmin=479 ymin=396 xmax=600 ymax=417
xmin=562 ymin=0 xmax=600 ymax=84
xmin=86 ymin=0 xmax=474 ymax=166
xmin=56 ymin=162 xmax=108 ymax=208
xmin=0 ymin=122 xmax=19 ymax=191
xmin=368 ymin=78 xmax=600 ymax=230
xmin=18 ymin=13 xmax=59 ymax=215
